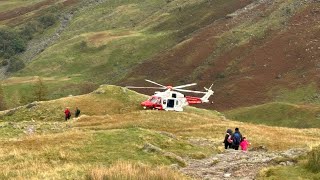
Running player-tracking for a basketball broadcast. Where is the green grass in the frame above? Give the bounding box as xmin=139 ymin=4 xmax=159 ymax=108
xmin=225 ymin=102 xmax=320 ymax=128
xmin=271 ymin=84 xmax=320 ymax=104
xmin=305 ymin=146 xmax=320 ymax=173
xmin=77 ymin=128 xmax=211 ymax=165
xmin=258 ymin=166 xmax=320 ymax=180
xmin=258 ymin=146 xmax=320 ymax=180
xmin=17 ymin=30 xmax=175 ymax=83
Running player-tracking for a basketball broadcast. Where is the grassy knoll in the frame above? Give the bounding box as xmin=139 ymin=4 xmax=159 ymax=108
xmin=225 ymin=102 xmax=320 ymax=128
xmin=0 ymin=85 xmax=319 ymax=179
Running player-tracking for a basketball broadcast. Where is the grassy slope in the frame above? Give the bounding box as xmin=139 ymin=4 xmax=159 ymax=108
xmin=225 ymin=102 xmax=320 ymax=128
xmin=0 ymin=0 xmax=42 ymax=13
xmin=0 ymin=85 xmax=319 ymax=179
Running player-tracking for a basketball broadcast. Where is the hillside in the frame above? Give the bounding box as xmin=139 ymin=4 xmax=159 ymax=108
xmin=120 ymin=0 xmax=320 ymax=111
xmin=225 ymin=102 xmax=320 ymax=128
xmin=0 ymin=0 xmax=317 ymax=112
xmin=0 ymin=85 xmax=319 ymax=179
xmin=0 ymin=0 xmax=254 ymax=109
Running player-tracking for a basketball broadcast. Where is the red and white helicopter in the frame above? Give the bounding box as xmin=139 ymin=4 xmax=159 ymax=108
xmin=126 ymin=79 xmax=214 ymax=112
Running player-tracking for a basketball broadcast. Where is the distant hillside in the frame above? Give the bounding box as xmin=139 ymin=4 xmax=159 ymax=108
xmin=120 ymin=0 xmax=320 ymax=111
xmin=0 ymin=0 xmax=319 ymax=112
xmin=0 ymin=0 xmax=253 ymax=109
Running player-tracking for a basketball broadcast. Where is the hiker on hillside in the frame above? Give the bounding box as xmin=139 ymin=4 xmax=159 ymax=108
xmin=232 ymin=127 xmax=243 ymax=150
xmin=64 ymin=108 xmax=71 ymax=121
xmin=75 ymin=107 xmax=81 ymax=118
xmin=223 ymin=129 xmax=233 ymax=149
xmin=240 ymin=136 xmax=251 ymax=152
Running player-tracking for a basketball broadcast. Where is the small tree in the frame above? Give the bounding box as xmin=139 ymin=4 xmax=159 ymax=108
xmin=0 ymin=83 xmax=6 ymax=110
xmin=10 ymin=90 xmax=20 ymax=108
xmin=33 ymin=77 xmax=47 ymax=101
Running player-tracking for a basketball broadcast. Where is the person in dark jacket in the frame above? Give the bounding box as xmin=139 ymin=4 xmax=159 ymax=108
xmin=75 ymin=107 xmax=81 ymax=118
xmin=232 ymin=127 xmax=243 ymax=150
xmin=223 ymin=129 xmax=233 ymax=149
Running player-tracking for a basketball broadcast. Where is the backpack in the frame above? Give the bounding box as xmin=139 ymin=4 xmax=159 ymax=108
xmin=233 ymin=132 xmax=241 ymax=146
xmin=227 ymin=134 xmax=233 ymax=143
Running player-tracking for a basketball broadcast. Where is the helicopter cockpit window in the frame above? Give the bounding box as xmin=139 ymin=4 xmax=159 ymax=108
xmin=163 ymin=99 xmax=167 ymax=104
xmin=172 ymin=93 xmax=176 ymax=98
xmin=149 ymin=97 xmax=157 ymax=103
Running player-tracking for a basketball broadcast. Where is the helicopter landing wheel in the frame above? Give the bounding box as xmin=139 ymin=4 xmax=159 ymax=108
xmin=143 ymin=106 xmax=147 ymax=109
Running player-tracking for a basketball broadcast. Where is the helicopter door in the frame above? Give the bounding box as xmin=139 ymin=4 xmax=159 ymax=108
xmin=167 ymin=99 xmax=175 ymax=108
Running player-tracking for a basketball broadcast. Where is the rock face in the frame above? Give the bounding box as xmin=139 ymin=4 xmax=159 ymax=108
xmin=180 ymin=148 xmax=308 ymax=180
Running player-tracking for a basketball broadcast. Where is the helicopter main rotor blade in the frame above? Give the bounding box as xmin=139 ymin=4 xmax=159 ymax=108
xmin=145 ymin=79 xmax=167 ymax=88
xmin=173 ymin=83 xmax=197 ymax=89
xmin=175 ymin=88 xmax=207 ymax=94
xmin=126 ymin=86 xmax=166 ymax=89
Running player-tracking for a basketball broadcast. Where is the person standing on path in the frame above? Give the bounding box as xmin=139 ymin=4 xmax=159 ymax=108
xmin=232 ymin=127 xmax=243 ymax=150
xmin=75 ymin=107 xmax=81 ymax=118
xmin=64 ymin=107 xmax=71 ymax=121
xmin=223 ymin=129 xmax=233 ymax=149
xmin=240 ymin=136 xmax=251 ymax=152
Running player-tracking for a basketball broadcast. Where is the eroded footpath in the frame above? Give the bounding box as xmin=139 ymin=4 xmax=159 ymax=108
xmin=180 ymin=148 xmax=308 ymax=180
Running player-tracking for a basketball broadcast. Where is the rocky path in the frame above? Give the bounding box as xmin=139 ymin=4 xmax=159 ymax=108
xmin=180 ymin=148 xmax=308 ymax=180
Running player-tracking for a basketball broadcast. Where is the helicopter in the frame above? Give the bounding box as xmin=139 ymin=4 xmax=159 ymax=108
xmin=126 ymin=79 xmax=214 ymax=112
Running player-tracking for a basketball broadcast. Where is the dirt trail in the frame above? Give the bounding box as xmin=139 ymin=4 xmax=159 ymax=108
xmin=180 ymin=148 xmax=308 ymax=179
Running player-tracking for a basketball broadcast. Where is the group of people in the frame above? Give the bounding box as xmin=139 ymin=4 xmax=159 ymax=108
xmin=223 ymin=127 xmax=250 ymax=151
xmin=64 ymin=107 xmax=81 ymax=121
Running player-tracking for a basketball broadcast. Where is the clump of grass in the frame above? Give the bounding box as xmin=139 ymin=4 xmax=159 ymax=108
xmin=87 ymin=161 xmax=188 ymax=180
xmin=305 ymin=146 xmax=320 ymax=173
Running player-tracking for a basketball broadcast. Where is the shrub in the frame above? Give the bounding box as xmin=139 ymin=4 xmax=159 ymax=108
xmin=32 ymin=77 xmax=48 ymax=101
xmin=20 ymin=21 xmax=39 ymax=40
xmin=0 ymin=83 xmax=6 ymax=110
xmin=7 ymin=56 xmax=25 ymax=72
xmin=38 ymin=13 xmax=58 ymax=29
xmin=0 ymin=28 xmax=27 ymax=58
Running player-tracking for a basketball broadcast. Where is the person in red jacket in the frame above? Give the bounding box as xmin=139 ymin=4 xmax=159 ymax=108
xmin=64 ymin=108 xmax=71 ymax=121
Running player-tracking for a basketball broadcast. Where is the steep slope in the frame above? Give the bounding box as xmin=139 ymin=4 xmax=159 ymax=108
xmin=120 ymin=0 xmax=320 ymax=111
